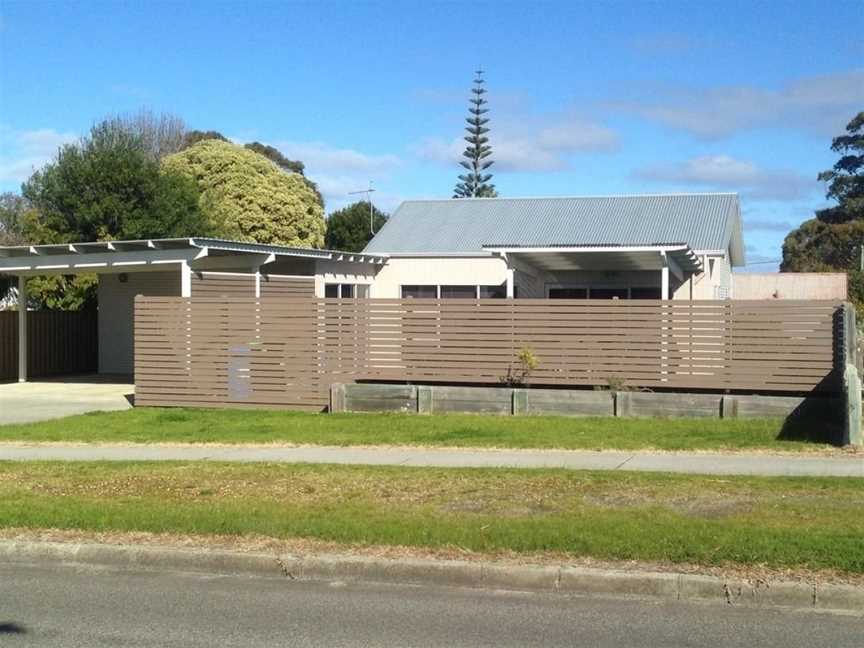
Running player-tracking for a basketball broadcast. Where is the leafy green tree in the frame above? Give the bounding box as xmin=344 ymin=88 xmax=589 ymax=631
xmin=0 ymin=193 xmax=31 ymax=300
xmin=244 ymin=142 xmax=323 ymax=205
xmin=244 ymin=142 xmax=304 ymax=174
xmin=0 ymin=192 xmax=29 ymax=246
xmin=18 ymin=119 xmax=211 ymax=309
xmin=454 ymin=69 xmax=497 ymax=198
xmin=782 ymin=112 xmax=864 ymax=314
xmin=182 ymin=130 xmax=229 ymax=149
xmin=325 ymin=201 xmax=388 ymax=252
xmin=22 ymin=121 xmax=209 ymax=243
xmin=163 ymin=139 xmax=326 ymax=247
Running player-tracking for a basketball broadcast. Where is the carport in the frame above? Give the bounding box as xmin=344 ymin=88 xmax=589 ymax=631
xmin=0 ymin=238 xmax=384 ymax=382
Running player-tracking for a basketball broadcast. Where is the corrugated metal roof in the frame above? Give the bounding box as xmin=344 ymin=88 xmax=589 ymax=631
xmin=364 ymin=194 xmax=744 ymax=265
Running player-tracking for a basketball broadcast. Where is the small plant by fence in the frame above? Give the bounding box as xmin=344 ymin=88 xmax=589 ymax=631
xmin=134 ymin=297 xmax=843 ymax=411
xmin=0 ymin=310 xmax=98 ymax=381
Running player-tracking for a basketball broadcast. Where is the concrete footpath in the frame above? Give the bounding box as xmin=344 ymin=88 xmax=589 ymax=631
xmin=0 ymin=443 xmax=862 ymax=477
xmin=1 ymin=540 xmax=862 ymax=617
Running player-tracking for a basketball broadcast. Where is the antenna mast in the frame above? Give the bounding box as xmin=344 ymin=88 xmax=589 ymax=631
xmin=348 ymin=181 xmax=377 ymax=235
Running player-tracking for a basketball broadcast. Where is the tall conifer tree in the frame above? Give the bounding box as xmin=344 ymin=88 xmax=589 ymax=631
xmin=453 ymin=70 xmax=497 ymax=198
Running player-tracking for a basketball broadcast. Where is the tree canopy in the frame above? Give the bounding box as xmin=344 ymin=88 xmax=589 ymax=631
xmin=15 ymin=118 xmax=211 ymax=309
xmin=0 ymin=192 xmax=30 ymax=246
xmin=163 ymin=139 xmax=326 ymax=247
xmin=102 ymin=109 xmax=187 ymax=160
xmin=324 ymin=201 xmax=388 ymax=252
xmin=781 ymin=112 xmax=864 ymax=313
xmin=454 ymin=69 xmax=497 ymax=198
xmin=22 ymin=120 xmax=209 ymax=243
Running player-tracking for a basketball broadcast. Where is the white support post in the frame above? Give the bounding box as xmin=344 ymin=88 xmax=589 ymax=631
xmin=180 ymin=261 xmax=192 ymax=297
xmin=17 ymin=275 xmax=27 ymax=382
xmin=660 ymin=252 xmax=670 ymax=300
xmin=658 ymin=253 xmax=669 ymax=381
xmin=506 ymin=268 xmax=515 ymax=299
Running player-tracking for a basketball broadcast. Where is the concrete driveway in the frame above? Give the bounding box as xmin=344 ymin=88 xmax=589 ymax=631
xmin=0 ymin=375 xmax=133 ymax=425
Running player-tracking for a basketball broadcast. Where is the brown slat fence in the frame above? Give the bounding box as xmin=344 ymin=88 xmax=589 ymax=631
xmin=0 ymin=310 xmax=98 ymax=381
xmin=134 ymin=298 xmax=843 ymax=411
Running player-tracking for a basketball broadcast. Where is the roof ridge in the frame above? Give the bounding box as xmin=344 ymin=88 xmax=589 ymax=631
xmin=398 ymin=192 xmax=739 ymax=203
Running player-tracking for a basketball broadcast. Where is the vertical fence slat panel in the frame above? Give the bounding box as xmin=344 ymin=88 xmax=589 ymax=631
xmin=0 ymin=310 xmax=97 ymax=381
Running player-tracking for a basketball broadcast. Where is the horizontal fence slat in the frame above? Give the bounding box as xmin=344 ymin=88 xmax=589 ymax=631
xmin=134 ymin=297 xmax=843 ymax=409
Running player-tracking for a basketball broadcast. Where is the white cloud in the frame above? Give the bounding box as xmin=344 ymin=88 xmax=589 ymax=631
xmin=611 ymin=70 xmax=864 ymax=138
xmin=267 ymin=141 xmax=402 ymax=213
xmin=416 ymin=117 xmax=618 ymax=172
xmin=274 ymin=141 xmax=401 ymax=174
xmin=634 ymin=155 xmax=817 ymax=201
xmin=744 ymin=218 xmax=796 ymax=232
xmin=0 ymin=127 xmax=78 ymax=185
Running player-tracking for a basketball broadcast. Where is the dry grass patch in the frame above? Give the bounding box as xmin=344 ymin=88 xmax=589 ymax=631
xmin=1 ymin=462 xmax=862 ymax=574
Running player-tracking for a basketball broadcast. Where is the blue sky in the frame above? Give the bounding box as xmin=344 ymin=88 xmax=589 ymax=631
xmin=1 ymin=1 xmax=862 ymax=269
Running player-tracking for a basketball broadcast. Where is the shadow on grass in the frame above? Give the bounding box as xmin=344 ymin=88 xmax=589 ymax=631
xmin=777 ymin=396 xmax=843 ymax=446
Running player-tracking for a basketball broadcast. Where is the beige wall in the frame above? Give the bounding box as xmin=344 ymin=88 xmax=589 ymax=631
xmin=732 ymin=272 xmax=847 ymax=300
xmin=368 ymin=256 xmax=508 ymax=298
xmin=315 ymin=259 xmax=380 ymax=297
xmin=363 ymin=253 xmax=733 ymax=300
xmin=672 ymin=253 xmax=730 ymax=300
xmin=98 ymin=270 xmax=180 ymax=375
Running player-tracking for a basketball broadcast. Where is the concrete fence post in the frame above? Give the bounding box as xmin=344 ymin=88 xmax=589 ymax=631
xmin=512 ymin=388 xmax=528 ymax=415
xmin=841 ymin=303 xmax=862 ymax=446
xmin=417 ymin=385 xmax=433 ymax=414
xmin=330 ymin=383 xmax=346 ymax=413
xmin=720 ymin=396 xmax=739 ymax=419
xmin=614 ymin=392 xmax=630 ymax=417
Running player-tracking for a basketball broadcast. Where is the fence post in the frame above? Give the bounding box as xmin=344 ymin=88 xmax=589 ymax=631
xmin=330 ymin=383 xmax=346 ymax=413
xmin=417 ymin=385 xmax=433 ymax=414
xmin=842 ymin=303 xmax=862 ymax=446
xmin=512 ymin=388 xmax=528 ymax=415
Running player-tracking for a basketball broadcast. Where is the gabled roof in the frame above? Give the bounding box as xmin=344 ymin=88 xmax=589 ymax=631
xmin=364 ymin=193 xmax=745 ymax=266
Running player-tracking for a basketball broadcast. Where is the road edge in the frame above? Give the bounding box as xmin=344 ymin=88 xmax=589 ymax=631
xmin=1 ymin=540 xmax=861 ymax=614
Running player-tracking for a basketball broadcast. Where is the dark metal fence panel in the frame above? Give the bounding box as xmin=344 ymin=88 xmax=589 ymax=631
xmin=0 ymin=310 xmax=98 ymax=381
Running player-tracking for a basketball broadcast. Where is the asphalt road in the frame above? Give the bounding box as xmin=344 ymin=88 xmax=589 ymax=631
xmin=2 ymin=443 xmax=863 ymax=477
xmin=2 ymin=562 xmax=862 ymax=647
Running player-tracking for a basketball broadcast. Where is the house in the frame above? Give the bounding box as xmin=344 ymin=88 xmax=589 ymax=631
xmin=362 ymin=193 xmax=744 ymax=300
xmin=3 ymin=191 xmax=840 ymax=382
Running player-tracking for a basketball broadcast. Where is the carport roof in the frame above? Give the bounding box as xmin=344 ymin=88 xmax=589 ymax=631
xmin=0 ymin=237 xmax=388 ymax=272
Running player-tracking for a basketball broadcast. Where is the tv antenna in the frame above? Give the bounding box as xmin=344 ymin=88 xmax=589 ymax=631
xmin=348 ymin=181 xmax=377 ymax=235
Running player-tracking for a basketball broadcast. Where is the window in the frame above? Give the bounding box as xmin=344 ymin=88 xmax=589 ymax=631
xmin=590 ymin=288 xmax=629 ymax=300
xmin=401 ymin=285 xmax=437 ymax=299
xmin=325 ymin=283 xmax=360 ymax=298
xmin=401 ymin=284 xmax=509 ymax=299
xmin=440 ymin=285 xmax=477 ymax=299
xmin=630 ymin=287 xmax=661 ymax=300
xmin=479 ymin=284 xmax=506 ymax=299
xmin=548 ymin=287 xmax=588 ymax=299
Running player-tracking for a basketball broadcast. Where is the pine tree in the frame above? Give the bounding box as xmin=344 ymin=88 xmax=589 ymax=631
xmin=453 ymin=69 xmax=497 ymax=198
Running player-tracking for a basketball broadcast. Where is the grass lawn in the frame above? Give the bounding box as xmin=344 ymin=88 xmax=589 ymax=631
xmin=0 ymin=408 xmax=839 ymax=452
xmin=1 ymin=462 xmax=861 ymax=573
